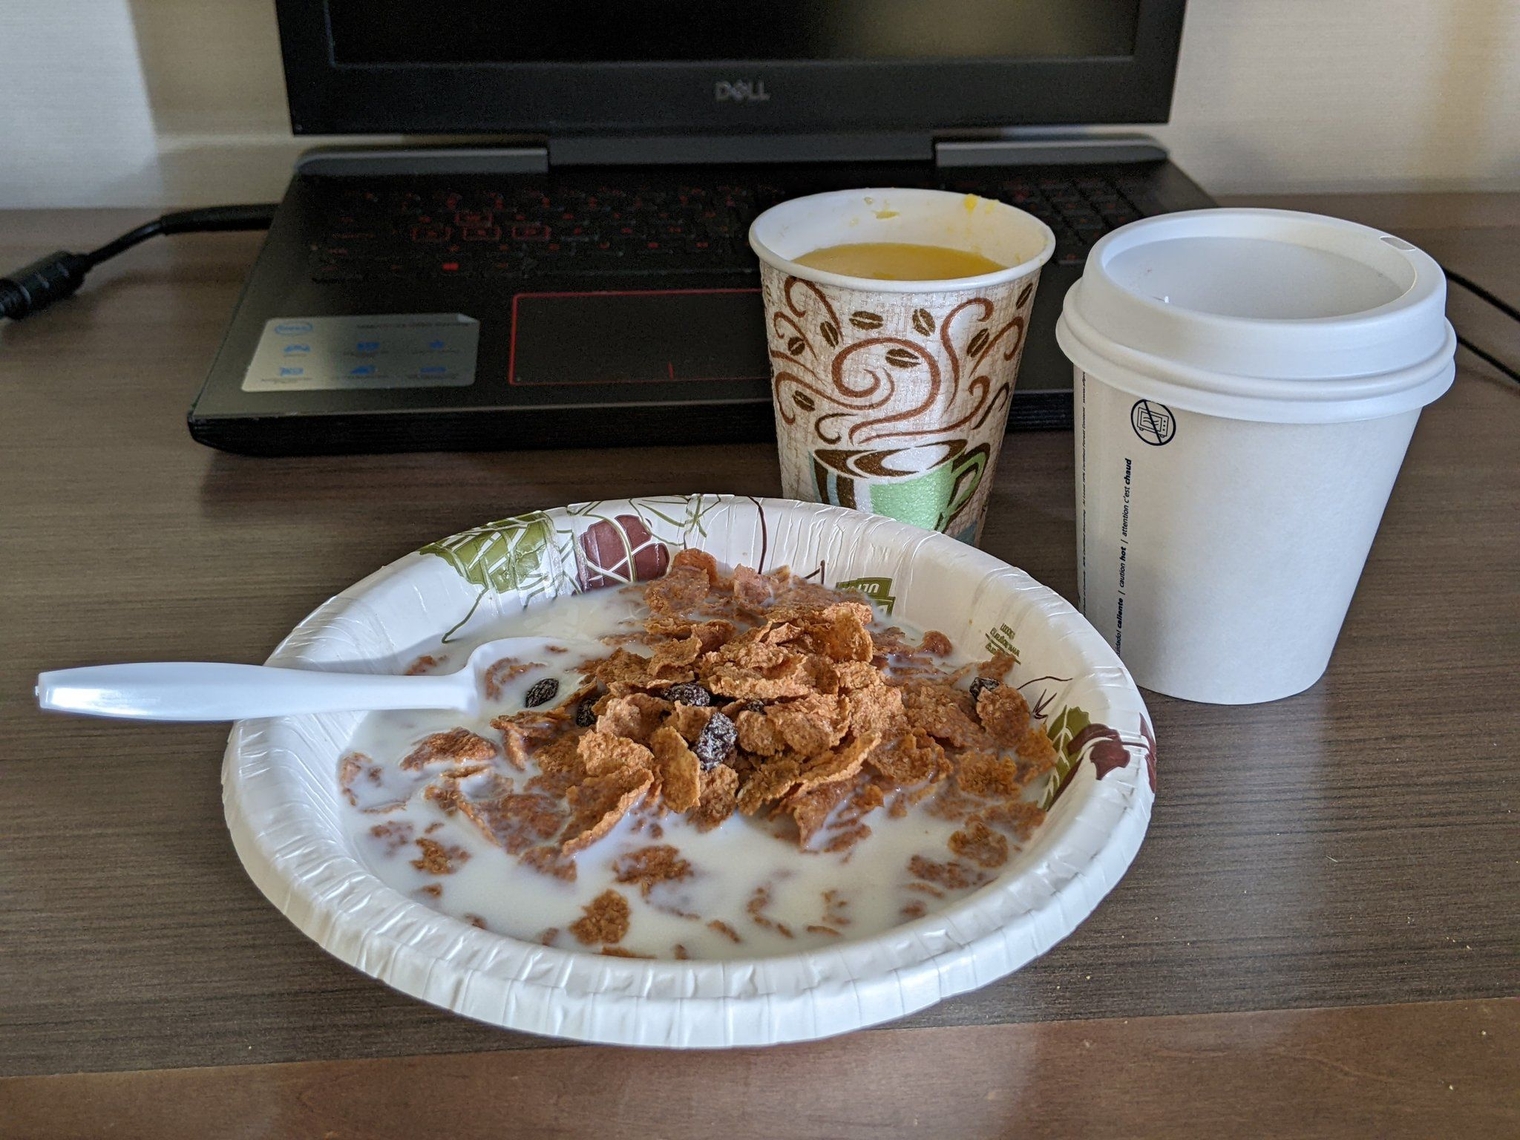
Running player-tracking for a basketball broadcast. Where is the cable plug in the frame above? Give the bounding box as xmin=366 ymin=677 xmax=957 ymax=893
xmin=0 ymin=251 xmax=92 ymax=321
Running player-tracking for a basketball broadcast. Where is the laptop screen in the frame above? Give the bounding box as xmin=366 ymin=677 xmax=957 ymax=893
xmin=279 ymin=0 xmax=1183 ymax=134
xmin=328 ymin=1 xmax=1142 ymax=65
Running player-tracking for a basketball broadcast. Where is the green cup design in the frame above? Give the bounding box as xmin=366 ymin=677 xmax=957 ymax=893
xmin=812 ymin=440 xmax=989 ymax=538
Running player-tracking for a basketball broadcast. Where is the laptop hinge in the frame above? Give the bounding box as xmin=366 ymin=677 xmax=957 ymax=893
xmin=549 ymin=132 xmax=934 ymax=167
xmin=295 ymin=146 xmax=550 ymax=177
xmin=934 ymin=132 xmax=1168 ymax=168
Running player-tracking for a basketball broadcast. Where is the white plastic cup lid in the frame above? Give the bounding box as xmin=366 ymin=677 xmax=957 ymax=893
xmin=1057 ymin=209 xmax=1457 ymax=423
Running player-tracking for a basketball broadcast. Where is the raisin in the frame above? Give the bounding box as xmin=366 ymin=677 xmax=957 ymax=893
xmin=745 ymin=699 xmax=765 ymax=714
xmin=574 ymin=697 xmax=597 ymax=727
xmin=969 ymin=676 xmax=1001 ymax=702
xmin=663 ymin=681 xmax=712 ymax=707
xmin=524 ymin=677 xmax=560 ymax=708
xmin=693 ymin=710 xmax=737 ymax=770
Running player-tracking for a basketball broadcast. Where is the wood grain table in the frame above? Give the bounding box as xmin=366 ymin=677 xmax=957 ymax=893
xmin=1 ymin=196 xmax=1516 ymax=1138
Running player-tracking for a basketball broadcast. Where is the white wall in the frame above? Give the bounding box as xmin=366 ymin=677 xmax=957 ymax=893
xmin=2 ymin=0 xmax=1517 ymax=208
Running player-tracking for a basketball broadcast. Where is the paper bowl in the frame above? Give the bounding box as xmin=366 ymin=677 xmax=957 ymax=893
xmin=223 ymin=495 xmax=1155 ymax=1048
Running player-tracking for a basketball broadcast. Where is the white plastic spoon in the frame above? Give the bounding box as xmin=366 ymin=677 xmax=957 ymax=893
xmin=35 ymin=636 xmax=600 ymax=722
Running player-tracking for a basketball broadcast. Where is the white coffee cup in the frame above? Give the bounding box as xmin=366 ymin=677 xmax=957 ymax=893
xmin=1056 ymin=209 xmax=1456 ymax=704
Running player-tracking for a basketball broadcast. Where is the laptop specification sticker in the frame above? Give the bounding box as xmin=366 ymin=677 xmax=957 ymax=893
xmin=241 ymin=313 xmax=480 ymax=392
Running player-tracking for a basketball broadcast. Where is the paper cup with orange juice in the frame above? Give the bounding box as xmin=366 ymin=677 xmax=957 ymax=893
xmin=749 ymin=189 xmax=1054 ymax=543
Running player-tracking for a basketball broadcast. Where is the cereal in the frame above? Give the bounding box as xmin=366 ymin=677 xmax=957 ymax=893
xmin=802 ymin=603 xmax=875 ymax=663
xmin=957 ymin=751 xmax=1023 ymax=800
xmin=457 ymin=791 xmax=563 ymax=855
xmin=901 ymin=682 xmax=985 ymax=748
xmin=793 ymin=733 xmax=878 ymax=795
xmin=868 ymin=728 xmax=945 ymax=785
xmin=648 ymin=727 xmax=702 ymax=812
xmin=645 ymin=564 xmax=711 ymax=615
xmin=520 ymin=845 xmax=577 ymax=881
xmin=921 ymin=630 xmax=953 ymax=657
xmin=400 ymin=728 xmax=499 ymax=771
xmin=784 ymin=778 xmax=852 ymax=846
xmin=591 ymin=648 xmax=662 ymax=694
xmin=688 ymin=763 xmax=738 ymax=831
xmin=344 ymin=554 xmax=1063 ymax=959
xmin=746 ymin=886 xmax=794 ymax=938
xmin=979 ymin=800 xmax=1046 ymax=842
xmin=493 ymin=711 xmax=566 ymax=770
xmin=703 ymin=660 xmax=815 ymax=702
xmin=948 ymin=817 xmax=1009 ymax=869
xmin=422 ymin=781 xmax=465 ymax=815
xmin=766 ymin=693 xmax=849 ymax=755
xmin=666 ymin=702 xmax=715 ymax=743
xmin=976 ymin=684 xmax=1032 ymax=748
xmin=734 ymin=708 xmax=786 ymax=755
xmin=411 ymin=837 xmax=471 ymax=874
xmin=338 ymin=751 xmax=369 ymax=805
xmin=649 ymin=634 xmax=703 ymax=676
xmin=577 ymin=730 xmax=654 ymax=776
xmin=978 ymin=653 xmax=1018 ymax=680
xmin=569 ymin=889 xmax=631 ymax=945
xmin=688 ymin=620 xmax=736 ymax=653
xmin=707 ymin=919 xmax=743 ymax=943
xmin=822 ymin=889 xmax=851 ymax=927
xmin=731 ymin=565 xmax=774 ymax=606
xmin=612 ymin=844 xmax=694 ymax=898
xmin=369 ymin=820 xmax=414 ymax=854
xmin=560 ymin=766 xmax=654 ymax=853
xmin=906 ymin=855 xmax=989 ymax=891
xmin=1015 ymin=724 xmax=1060 ymax=779
xmin=737 ymin=757 xmax=801 ymax=814
xmin=594 ymin=693 xmax=671 ymax=743
xmin=845 ymin=678 xmax=907 ymax=740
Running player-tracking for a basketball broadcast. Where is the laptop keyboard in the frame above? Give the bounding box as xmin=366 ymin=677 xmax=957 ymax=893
xmin=307 ymin=173 xmax=1144 ymax=284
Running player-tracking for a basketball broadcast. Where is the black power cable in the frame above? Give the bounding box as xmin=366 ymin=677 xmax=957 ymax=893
xmin=1442 ymin=266 xmax=1520 ymax=384
xmin=0 ymin=204 xmax=277 ymax=321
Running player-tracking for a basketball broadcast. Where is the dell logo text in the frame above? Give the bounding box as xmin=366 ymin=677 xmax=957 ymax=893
xmin=715 ymin=80 xmax=770 ymax=104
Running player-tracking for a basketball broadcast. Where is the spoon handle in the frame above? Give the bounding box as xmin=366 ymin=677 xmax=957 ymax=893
xmin=36 ymin=662 xmax=468 ymax=722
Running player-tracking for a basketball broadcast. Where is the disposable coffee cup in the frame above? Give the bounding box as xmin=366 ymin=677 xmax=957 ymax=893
xmin=1057 ymin=209 xmax=1456 ymax=704
xmin=750 ymin=189 xmax=1054 ymax=543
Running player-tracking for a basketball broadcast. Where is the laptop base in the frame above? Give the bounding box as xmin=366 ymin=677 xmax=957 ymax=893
xmin=190 ymin=154 xmax=1213 ymax=456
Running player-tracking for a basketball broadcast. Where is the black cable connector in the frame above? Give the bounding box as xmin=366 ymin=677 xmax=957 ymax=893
xmin=0 ymin=203 xmax=277 ymax=321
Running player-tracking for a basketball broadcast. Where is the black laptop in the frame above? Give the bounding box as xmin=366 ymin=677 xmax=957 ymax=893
xmin=189 ymin=0 xmax=1212 ymax=455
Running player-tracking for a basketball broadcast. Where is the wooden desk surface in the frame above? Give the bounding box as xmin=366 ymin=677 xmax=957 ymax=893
xmin=1 ymin=197 xmax=1515 ymax=1138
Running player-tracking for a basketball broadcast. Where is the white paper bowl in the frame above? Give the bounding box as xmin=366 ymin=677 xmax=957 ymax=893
xmin=223 ymin=495 xmax=1155 ymax=1047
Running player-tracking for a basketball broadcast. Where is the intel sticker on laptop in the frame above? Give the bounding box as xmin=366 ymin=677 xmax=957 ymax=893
xmin=242 ymin=314 xmax=479 ymax=392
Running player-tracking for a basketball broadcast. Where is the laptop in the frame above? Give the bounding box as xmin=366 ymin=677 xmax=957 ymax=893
xmin=189 ymin=0 xmax=1212 ymax=455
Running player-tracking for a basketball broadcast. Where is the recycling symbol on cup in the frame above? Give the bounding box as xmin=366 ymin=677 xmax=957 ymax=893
xmin=1130 ymin=399 xmax=1176 ymax=446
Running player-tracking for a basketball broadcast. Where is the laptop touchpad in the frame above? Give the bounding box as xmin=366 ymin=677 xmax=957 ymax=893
xmin=509 ymin=289 xmax=769 ymax=389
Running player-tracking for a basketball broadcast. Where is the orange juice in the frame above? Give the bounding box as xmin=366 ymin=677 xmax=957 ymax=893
xmin=792 ymin=242 xmax=1007 ymax=281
